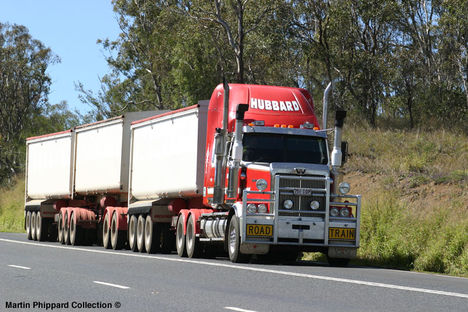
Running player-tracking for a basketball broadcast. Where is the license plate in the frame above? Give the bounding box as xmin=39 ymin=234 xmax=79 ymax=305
xmin=293 ymin=188 xmax=312 ymax=196
xmin=329 ymin=227 xmax=355 ymax=240
xmin=246 ymin=224 xmax=273 ymax=237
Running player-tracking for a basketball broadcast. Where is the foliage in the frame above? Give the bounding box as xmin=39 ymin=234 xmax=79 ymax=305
xmin=76 ymin=0 xmax=467 ymax=131
xmin=0 ymin=23 xmax=80 ymax=185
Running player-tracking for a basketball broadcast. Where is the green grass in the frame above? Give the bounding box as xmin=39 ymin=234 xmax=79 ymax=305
xmin=339 ymin=126 xmax=468 ymax=276
xmin=0 ymin=177 xmax=25 ymax=233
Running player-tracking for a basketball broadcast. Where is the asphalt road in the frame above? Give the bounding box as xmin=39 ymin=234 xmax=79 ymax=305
xmin=0 ymin=232 xmax=467 ymax=312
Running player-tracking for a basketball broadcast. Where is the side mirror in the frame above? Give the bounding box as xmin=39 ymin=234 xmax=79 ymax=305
xmin=341 ymin=141 xmax=348 ymax=164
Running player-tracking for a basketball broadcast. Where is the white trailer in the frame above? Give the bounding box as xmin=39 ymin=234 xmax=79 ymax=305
xmin=129 ymin=102 xmax=209 ymax=205
xmin=25 ymin=130 xmax=75 ymax=202
xmin=74 ymin=112 xmax=160 ymax=199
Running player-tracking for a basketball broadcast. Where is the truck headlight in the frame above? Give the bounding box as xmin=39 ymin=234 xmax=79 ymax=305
xmin=247 ymin=203 xmax=257 ymax=214
xmin=256 ymin=179 xmax=268 ymax=191
xmin=338 ymin=182 xmax=350 ymax=195
xmin=257 ymin=204 xmax=268 ymax=213
xmin=283 ymin=200 xmax=293 ymax=209
xmin=340 ymin=207 xmax=350 ymax=217
xmin=310 ymin=201 xmax=320 ymax=210
xmin=330 ymin=207 xmax=340 ymax=217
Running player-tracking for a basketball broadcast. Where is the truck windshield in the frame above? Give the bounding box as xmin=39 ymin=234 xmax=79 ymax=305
xmin=242 ymin=133 xmax=328 ymax=164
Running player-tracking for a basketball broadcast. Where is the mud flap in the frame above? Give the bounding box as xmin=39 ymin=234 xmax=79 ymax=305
xmin=328 ymin=247 xmax=357 ymax=259
xmin=240 ymin=243 xmax=270 ymax=255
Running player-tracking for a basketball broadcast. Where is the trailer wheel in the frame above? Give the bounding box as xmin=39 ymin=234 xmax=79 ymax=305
xmin=25 ymin=211 xmax=32 ymax=240
xmin=31 ymin=212 xmax=37 ymax=241
xmin=69 ymin=212 xmax=79 ymax=246
xmin=186 ymin=214 xmax=200 ymax=258
xmin=128 ymin=215 xmax=137 ymax=252
xmin=102 ymin=213 xmax=111 ymax=249
xmin=111 ymin=212 xmax=124 ymax=250
xmin=176 ymin=214 xmax=187 ymax=257
xmin=64 ymin=211 xmax=70 ymax=245
xmin=144 ymin=215 xmax=159 ymax=254
xmin=228 ymin=216 xmax=249 ymax=263
xmin=136 ymin=215 xmax=146 ymax=252
xmin=58 ymin=211 xmax=64 ymax=244
xmin=36 ymin=212 xmax=45 ymax=242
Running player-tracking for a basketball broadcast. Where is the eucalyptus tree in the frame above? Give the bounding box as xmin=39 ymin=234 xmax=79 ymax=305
xmin=0 ymin=23 xmax=57 ymax=183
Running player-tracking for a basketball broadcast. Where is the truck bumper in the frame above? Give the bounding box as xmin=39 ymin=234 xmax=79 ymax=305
xmin=240 ymin=191 xmax=361 ymax=255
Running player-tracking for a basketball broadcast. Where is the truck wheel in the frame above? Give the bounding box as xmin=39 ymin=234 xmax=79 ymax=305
xmin=327 ymin=257 xmax=350 ymax=267
xmin=176 ymin=214 xmax=187 ymax=257
xmin=69 ymin=212 xmax=77 ymax=245
xmin=111 ymin=212 xmax=124 ymax=250
xmin=136 ymin=215 xmax=146 ymax=252
xmin=102 ymin=213 xmax=111 ymax=249
xmin=36 ymin=212 xmax=45 ymax=242
xmin=228 ymin=216 xmax=249 ymax=263
xmin=31 ymin=212 xmax=37 ymax=241
xmin=128 ymin=215 xmax=137 ymax=252
xmin=64 ymin=211 xmax=70 ymax=245
xmin=25 ymin=211 xmax=32 ymax=240
xmin=186 ymin=214 xmax=200 ymax=258
xmin=58 ymin=211 xmax=64 ymax=244
xmin=144 ymin=215 xmax=160 ymax=254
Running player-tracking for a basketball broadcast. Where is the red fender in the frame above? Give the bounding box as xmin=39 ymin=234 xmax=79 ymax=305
xmin=103 ymin=207 xmax=128 ymax=231
xmin=178 ymin=209 xmax=191 ymax=235
xmin=187 ymin=209 xmax=215 ymax=234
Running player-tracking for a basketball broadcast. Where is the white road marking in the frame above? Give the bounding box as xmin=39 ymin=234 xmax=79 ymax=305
xmin=225 ymin=307 xmax=258 ymax=312
xmin=1 ymin=238 xmax=467 ymax=299
xmin=8 ymin=264 xmax=31 ymax=270
xmin=93 ymin=281 xmax=130 ymax=289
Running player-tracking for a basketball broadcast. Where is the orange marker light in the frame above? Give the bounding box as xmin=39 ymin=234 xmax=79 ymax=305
xmin=281 ymin=124 xmax=287 ymax=128
xmin=313 ymin=126 xmax=320 ymax=130
xmin=288 ymin=125 xmax=294 ymax=128
xmin=274 ymin=124 xmax=280 ymax=128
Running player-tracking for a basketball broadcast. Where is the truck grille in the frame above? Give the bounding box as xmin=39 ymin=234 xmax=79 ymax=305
xmin=277 ymin=175 xmax=327 ymax=217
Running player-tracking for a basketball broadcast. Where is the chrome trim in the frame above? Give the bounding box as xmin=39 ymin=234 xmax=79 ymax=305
xmin=243 ymin=126 xmax=327 ymax=138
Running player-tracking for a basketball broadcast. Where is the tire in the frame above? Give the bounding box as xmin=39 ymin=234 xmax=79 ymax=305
xmin=327 ymin=257 xmax=351 ymax=267
xmin=36 ymin=212 xmax=42 ymax=241
xmin=25 ymin=211 xmax=32 ymax=240
xmin=176 ymin=214 xmax=187 ymax=257
xmin=228 ymin=216 xmax=249 ymax=263
xmin=102 ymin=213 xmax=111 ymax=249
xmin=186 ymin=214 xmax=200 ymax=258
xmin=58 ymin=211 xmax=64 ymax=244
xmin=69 ymin=212 xmax=78 ymax=246
xmin=111 ymin=212 xmax=124 ymax=250
xmin=144 ymin=215 xmax=160 ymax=254
xmin=128 ymin=215 xmax=137 ymax=252
xmin=31 ymin=212 xmax=37 ymax=241
xmin=64 ymin=211 xmax=70 ymax=245
xmin=136 ymin=215 xmax=146 ymax=252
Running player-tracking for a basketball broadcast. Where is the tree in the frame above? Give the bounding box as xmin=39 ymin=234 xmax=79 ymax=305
xmin=0 ymin=23 xmax=58 ymax=183
xmin=177 ymin=0 xmax=278 ymax=83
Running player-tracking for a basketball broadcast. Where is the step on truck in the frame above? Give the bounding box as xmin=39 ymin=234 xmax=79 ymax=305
xmin=25 ymin=82 xmax=361 ymax=265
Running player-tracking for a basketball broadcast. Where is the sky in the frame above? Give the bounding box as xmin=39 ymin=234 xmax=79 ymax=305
xmin=0 ymin=0 xmax=121 ymax=115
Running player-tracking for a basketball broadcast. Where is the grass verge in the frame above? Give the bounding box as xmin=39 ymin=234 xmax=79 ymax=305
xmin=0 ymin=177 xmax=25 ymax=233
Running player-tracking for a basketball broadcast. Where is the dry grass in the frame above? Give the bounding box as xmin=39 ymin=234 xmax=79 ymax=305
xmin=0 ymin=176 xmax=25 ymax=233
xmin=341 ymin=126 xmax=468 ymax=276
